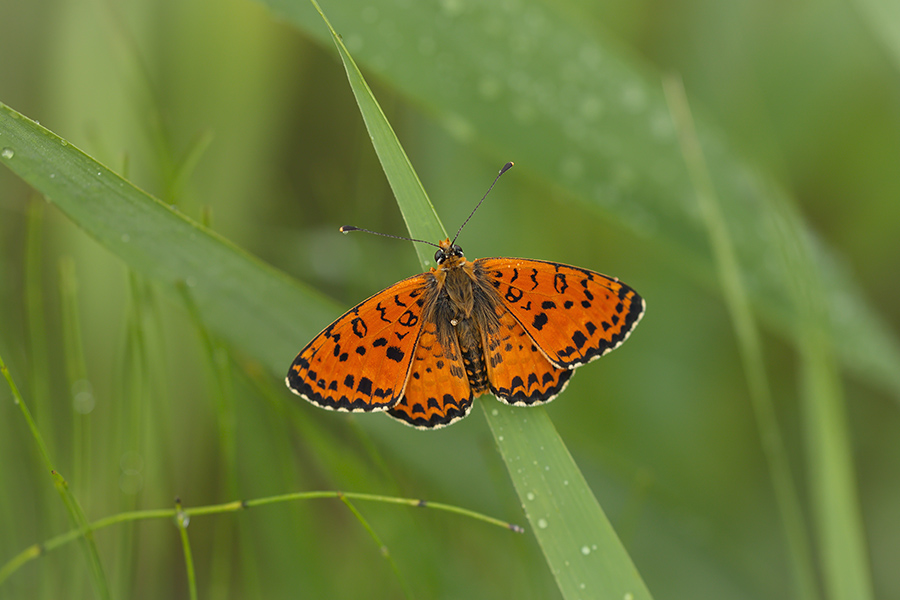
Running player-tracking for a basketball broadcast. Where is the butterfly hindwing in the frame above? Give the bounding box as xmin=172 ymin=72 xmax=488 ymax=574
xmin=387 ymin=321 xmax=473 ymax=429
xmin=476 ymin=258 xmax=645 ymax=369
xmin=483 ymin=307 xmax=573 ymax=405
xmin=286 ymin=274 xmax=429 ymax=412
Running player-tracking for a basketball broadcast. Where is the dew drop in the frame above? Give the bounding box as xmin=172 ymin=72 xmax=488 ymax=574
xmin=72 ymin=379 xmax=95 ymax=414
xmin=537 ymin=518 xmax=548 ymax=529
xmin=497 ymin=435 xmax=504 ymax=442
xmin=526 ymin=492 xmax=535 ymax=501
xmin=1 ymin=147 xmax=14 ymax=159
xmin=120 ymin=450 xmax=144 ymax=472
xmin=581 ymin=545 xmax=591 ymax=555
xmin=49 ymin=173 xmax=56 ymax=179
xmin=491 ymin=408 xmax=499 ymax=416
xmin=580 ymin=583 xmax=586 ymax=590
xmin=119 ymin=470 xmax=143 ymax=494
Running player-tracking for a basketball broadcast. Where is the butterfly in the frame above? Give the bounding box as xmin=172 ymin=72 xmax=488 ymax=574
xmin=286 ymin=163 xmax=645 ymax=429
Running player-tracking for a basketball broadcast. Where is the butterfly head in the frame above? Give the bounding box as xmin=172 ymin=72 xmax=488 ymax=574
xmin=434 ymin=238 xmax=464 ymax=266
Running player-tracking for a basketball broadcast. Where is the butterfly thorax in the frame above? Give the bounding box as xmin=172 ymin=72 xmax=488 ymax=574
xmin=424 ymin=240 xmax=504 ymax=394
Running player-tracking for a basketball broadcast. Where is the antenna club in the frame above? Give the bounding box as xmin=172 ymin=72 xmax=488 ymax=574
xmin=500 ymin=161 xmax=514 ymax=174
xmin=339 ymin=225 xmax=359 ymax=234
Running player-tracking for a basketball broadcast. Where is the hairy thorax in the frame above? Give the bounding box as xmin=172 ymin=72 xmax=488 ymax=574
xmin=423 ymin=255 xmax=503 ymax=394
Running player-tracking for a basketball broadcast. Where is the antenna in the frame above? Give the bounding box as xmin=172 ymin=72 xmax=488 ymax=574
xmin=339 ymin=225 xmax=441 ymax=249
xmin=340 ymin=161 xmax=514 ymax=247
xmin=452 ymin=161 xmax=513 ymax=245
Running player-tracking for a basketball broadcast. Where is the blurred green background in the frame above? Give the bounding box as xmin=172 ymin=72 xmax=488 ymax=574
xmin=1 ymin=0 xmax=899 ymax=598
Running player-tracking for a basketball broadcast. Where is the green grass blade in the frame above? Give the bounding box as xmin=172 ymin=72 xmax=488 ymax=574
xmin=664 ymin=75 xmax=820 ymax=600
xmin=766 ymin=190 xmax=875 ymax=600
xmin=0 ymin=354 xmax=111 ymax=600
xmin=487 ymin=405 xmax=652 ymax=599
xmin=259 ymin=0 xmax=900 ymax=402
xmin=313 ymin=5 xmax=653 ymax=597
xmin=310 ymin=0 xmax=444 ymax=267
xmin=174 ymin=500 xmax=198 ymax=600
xmin=0 ymin=102 xmax=336 ymax=377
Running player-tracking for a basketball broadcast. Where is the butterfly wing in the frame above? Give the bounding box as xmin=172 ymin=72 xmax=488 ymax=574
xmin=483 ymin=307 xmax=573 ymax=405
xmin=476 ymin=258 xmax=644 ymax=369
xmin=286 ymin=274 xmax=430 ymax=412
xmin=387 ymin=321 xmax=473 ymax=429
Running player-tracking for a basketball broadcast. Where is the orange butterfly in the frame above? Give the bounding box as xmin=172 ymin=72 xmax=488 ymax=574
xmin=286 ymin=163 xmax=645 ymax=429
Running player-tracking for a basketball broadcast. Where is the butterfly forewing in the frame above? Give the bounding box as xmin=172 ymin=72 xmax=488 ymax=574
xmin=483 ymin=307 xmax=573 ymax=405
xmin=387 ymin=321 xmax=474 ymax=428
xmin=286 ymin=274 xmax=429 ymax=412
xmin=476 ymin=258 xmax=645 ymax=369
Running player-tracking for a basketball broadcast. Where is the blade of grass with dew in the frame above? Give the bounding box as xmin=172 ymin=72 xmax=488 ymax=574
xmin=312 ymin=4 xmax=653 ymax=598
xmin=0 ymin=101 xmax=335 ymax=378
xmin=664 ymin=75 xmax=820 ymax=600
xmin=260 ymin=0 xmax=900 ymax=403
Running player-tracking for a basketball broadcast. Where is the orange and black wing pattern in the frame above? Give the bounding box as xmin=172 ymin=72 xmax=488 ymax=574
xmin=286 ymin=274 xmax=429 ymax=412
xmin=482 ymin=306 xmax=573 ymax=406
xmin=387 ymin=320 xmax=474 ymax=429
xmin=476 ymin=258 xmax=645 ymax=369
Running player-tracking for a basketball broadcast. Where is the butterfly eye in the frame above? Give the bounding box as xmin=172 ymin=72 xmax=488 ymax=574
xmin=434 ymin=249 xmax=444 ymax=264
xmin=451 ymin=244 xmax=463 ymax=256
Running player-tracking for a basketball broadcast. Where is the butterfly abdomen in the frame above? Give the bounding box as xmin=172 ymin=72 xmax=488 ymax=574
xmin=455 ymin=319 xmax=490 ymax=395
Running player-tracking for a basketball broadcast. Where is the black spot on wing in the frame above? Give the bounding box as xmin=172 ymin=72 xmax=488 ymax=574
xmin=386 ymin=346 xmax=405 ymax=362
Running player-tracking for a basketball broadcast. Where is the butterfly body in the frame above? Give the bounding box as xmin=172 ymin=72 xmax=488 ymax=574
xmin=287 ymin=238 xmax=644 ymax=429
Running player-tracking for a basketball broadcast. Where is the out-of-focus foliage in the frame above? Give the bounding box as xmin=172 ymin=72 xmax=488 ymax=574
xmin=1 ymin=0 xmax=898 ymax=598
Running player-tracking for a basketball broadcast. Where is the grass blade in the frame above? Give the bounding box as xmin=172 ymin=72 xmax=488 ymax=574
xmin=664 ymin=74 xmax=820 ymax=600
xmin=767 ymin=188 xmax=875 ymax=600
xmin=0 ymin=101 xmax=336 ymax=377
xmin=259 ymin=0 xmax=900 ymax=403
xmin=0 ymin=354 xmax=111 ymax=600
xmin=313 ymin=4 xmax=653 ymax=597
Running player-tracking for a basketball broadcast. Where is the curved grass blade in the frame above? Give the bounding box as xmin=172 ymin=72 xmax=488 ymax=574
xmin=0 ymin=102 xmax=336 ymax=377
xmin=311 ymin=4 xmax=653 ymax=597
